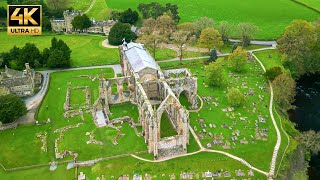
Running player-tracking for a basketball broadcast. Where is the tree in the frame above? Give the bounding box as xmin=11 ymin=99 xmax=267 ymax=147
xmin=171 ymin=30 xmax=193 ymax=63
xmin=108 ymin=22 xmax=137 ymax=45
xmin=265 ymin=66 xmax=283 ymax=80
xmin=227 ymin=88 xmax=246 ymax=107
xmin=237 ymin=23 xmax=257 ymax=47
xmin=300 ymin=130 xmax=320 ymax=155
xmin=272 ymin=73 xmax=296 ymax=110
xmin=137 ymin=2 xmax=180 ymax=22
xmin=198 ymin=28 xmax=223 ymax=52
xmin=137 ymin=34 xmax=164 ymax=58
xmin=0 ymin=94 xmax=27 ymax=124
xmin=228 ymin=46 xmax=248 ymax=72
xmin=218 ymin=21 xmax=232 ymax=43
xmin=205 ymin=61 xmax=225 ymax=87
xmin=177 ymin=22 xmax=198 ymax=36
xmin=0 ymin=7 xmax=6 ymax=18
xmin=232 ymin=43 xmax=239 ymax=52
xmin=194 ymin=17 xmax=215 ymax=32
xmin=155 ymin=14 xmax=176 ymax=36
xmin=137 ymin=15 xmax=175 ymax=58
xmin=208 ymin=49 xmax=218 ymax=63
xmin=277 ymin=20 xmax=316 ymax=78
xmin=42 ymin=16 xmax=52 ymax=32
xmin=109 ymin=10 xmax=122 ymax=21
xmin=119 ymin=8 xmax=139 ymax=24
xmin=47 ymin=38 xmax=71 ymax=68
xmin=47 ymin=0 xmax=70 ymax=17
xmin=71 ymin=14 xmax=91 ymax=32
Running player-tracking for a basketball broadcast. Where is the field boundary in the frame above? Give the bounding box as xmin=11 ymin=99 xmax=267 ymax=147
xmin=290 ymin=0 xmax=320 ymax=13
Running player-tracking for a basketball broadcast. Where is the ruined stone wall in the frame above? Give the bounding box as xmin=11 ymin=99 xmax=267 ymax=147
xmin=162 ymin=69 xmax=198 ymax=109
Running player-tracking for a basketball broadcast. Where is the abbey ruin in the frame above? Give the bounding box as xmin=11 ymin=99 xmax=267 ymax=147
xmin=92 ymin=42 xmax=198 ymax=159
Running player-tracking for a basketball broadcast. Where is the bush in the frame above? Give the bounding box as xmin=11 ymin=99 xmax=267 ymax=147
xmin=208 ymin=49 xmax=218 ymax=63
xmin=205 ymin=61 xmax=225 ymax=87
xmin=0 ymin=94 xmax=27 ymax=124
xmin=108 ymin=22 xmax=138 ymax=46
xmin=265 ymin=66 xmax=283 ymax=80
xmin=227 ymin=88 xmax=246 ymax=107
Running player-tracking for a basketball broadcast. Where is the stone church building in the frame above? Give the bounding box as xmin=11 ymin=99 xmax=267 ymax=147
xmin=94 ymin=41 xmax=198 ymax=159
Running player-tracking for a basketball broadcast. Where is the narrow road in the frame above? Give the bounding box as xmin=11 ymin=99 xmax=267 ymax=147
xmin=229 ymin=39 xmax=277 ymax=47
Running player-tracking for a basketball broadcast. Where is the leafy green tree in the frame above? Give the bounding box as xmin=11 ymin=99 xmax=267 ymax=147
xmin=205 ymin=61 xmax=225 ymax=87
xmin=277 ymin=20 xmax=317 ymax=78
xmin=42 ymin=16 xmax=52 ymax=32
xmin=208 ymin=49 xmax=218 ymax=63
xmin=232 ymin=43 xmax=239 ymax=52
xmin=119 ymin=8 xmax=139 ymax=24
xmin=265 ymin=66 xmax=283 ymax=80
xmin=227 ymin=88 xmax=246 ymax=107
xmin=108 ymin=22 xmax=137 ymax=45
xmin=228 ymin=46 xmax=247 ymax=72
xmin=48 ymin=38 xmax=71 ymax=68
xmin=47 ymin=49 xmax=67 ymax=68
xmin=18 ymin=43 xmax=41 ymax=69
xmin=0 ymin=94 xmax=27 ymax=124
xmin=237 ymin=23 xmax=257 ymax=47
xmin=137 ymin=2 xmax=180 ymax=22
xmin=194 ymin=17 xmax=215 ymax=33
xmin=218 ymin=21 xmax=232 ymax=43
xmin=198 ymin=28 xmax=223 ymax=52
xmin=0 ymin=7 xmax=6 ymax=18
xmin=71 ymin=14 xmax=91 ymax=32
xmin=109 ymin=10 xmax=122 ymax=21
xmin=272 ymin=73 xmax=296 ymax=110
xmin=300 ymin=130 xmax=320 ymax=155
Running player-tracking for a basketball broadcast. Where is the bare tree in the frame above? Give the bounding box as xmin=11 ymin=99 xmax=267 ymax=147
xmin=171 ymin=30 xmax=193 ymax=63
xmin=300 ymin=130 xmax=320 ymax=155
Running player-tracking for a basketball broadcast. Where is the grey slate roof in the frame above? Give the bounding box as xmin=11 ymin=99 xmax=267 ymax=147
xmin=124 ymin=42 xmax=159 ymax=73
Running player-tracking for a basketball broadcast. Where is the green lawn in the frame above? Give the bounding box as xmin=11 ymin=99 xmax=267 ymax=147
xmin=106 ymin=0 xmax=320 ymax=39
xmin=0 ymin=32 xmax=120 ymax=67
xmin=86 ymin=0 xmax=111 ymax=20
xmin=254 ymin=49 xmax=284 ymax=70
xmin=78 ymin=152 xmax=266 ymax=179
xmin=0 ymin=164 xmax=75 ymax=180
xmin=295 ymin=0 xmax=320 ymax=11
xmin=160 ymin=113 xmax=178 ymax=138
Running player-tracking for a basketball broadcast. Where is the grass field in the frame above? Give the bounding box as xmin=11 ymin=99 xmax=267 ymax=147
xmin=254 ymin=49 xmax=284 ymax=70
xmin=295 ymin=0 xmax=320 ymax=11
xmin=86 ymin=0 xmax=111 ymax=21
xmin=78 ymin=152 xmax=266 ymax=179
xmin=0 ymin=32 xmax=120 ymax=67
xmin=106 ymin=0 xmax=320 ymax=39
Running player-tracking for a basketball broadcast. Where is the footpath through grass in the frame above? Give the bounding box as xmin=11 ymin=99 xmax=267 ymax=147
xmin=107 ymin=0 xmax=320 ymax=39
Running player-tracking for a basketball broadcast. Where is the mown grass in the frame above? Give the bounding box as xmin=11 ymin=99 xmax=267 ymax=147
xmin=78 ymin=152 xmax=266 ymax=179
xmin=254 ymin=49 xmax=284 ymax=70
xmin=295 ymin=0 xmax=320 ymax=12
xmin=0 ymin=32 xmax=120 ymax=67
xmin=86 ymin=0 xmax=111 ymax=20
xmin=106 ymin=0 xmax=320 ymax=39
xmin=0 ymin=164 xmax=75 ymax=180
